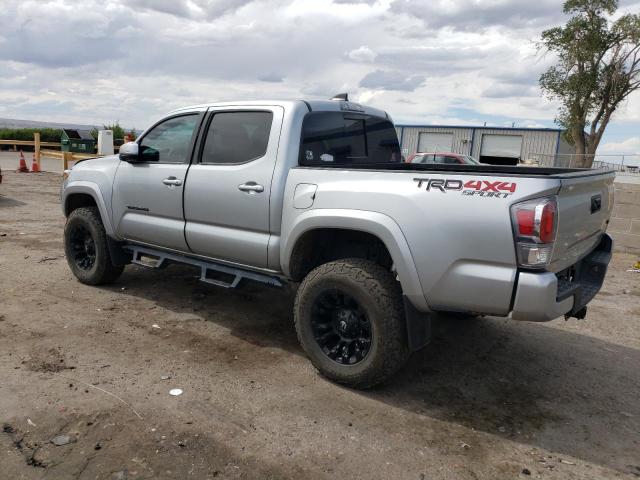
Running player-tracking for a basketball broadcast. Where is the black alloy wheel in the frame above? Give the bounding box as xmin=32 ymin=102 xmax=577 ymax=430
xmin=311 ymin=289 xmax=372 ymax=365
xmin=69 ymin=224 xmax=96 ymax=270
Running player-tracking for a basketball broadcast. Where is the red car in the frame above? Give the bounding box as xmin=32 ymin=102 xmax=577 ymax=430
xmin=406 ymin=152 xmax=480 ymax=165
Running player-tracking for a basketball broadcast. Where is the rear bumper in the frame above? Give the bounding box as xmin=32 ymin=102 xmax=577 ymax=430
xmin=511 ymin=234 xmax=612 ymax=322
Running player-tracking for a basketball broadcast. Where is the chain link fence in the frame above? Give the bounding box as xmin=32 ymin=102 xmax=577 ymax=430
xmin=528 ymin=153 xmax=640 ymax=172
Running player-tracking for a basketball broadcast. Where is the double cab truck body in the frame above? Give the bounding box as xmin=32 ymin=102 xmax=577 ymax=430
xmin=61 ymin=99 xmax=614 ymax=387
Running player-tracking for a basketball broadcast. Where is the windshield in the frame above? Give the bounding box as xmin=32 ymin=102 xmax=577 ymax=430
xmin=299 ymin=112 xmax=401 ymax=166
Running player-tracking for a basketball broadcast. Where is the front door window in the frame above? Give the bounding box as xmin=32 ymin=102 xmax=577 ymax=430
xmin=139 ymin=115 xmax=198 ymax=163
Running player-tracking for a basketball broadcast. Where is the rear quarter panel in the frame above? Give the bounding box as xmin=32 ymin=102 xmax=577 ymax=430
xmin=282 ymin=167 xmax=562 ymax=315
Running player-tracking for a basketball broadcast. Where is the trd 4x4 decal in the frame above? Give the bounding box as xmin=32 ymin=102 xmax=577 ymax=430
xmin=413 ymin=178 xmax=517 ymax=198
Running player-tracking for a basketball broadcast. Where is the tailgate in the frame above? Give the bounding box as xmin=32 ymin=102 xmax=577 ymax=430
xmin=550 ymin=171 xmax=615 ymax=272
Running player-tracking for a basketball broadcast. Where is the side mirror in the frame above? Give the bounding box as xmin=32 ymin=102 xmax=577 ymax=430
xmin=119 ymin=142 xmax=140 ymax=162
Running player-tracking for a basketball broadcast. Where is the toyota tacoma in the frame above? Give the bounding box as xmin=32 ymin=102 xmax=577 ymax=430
xmin=60 ymin=98 xmax=614 ymax=388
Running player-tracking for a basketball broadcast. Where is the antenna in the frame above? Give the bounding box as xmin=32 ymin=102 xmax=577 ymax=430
xmin=330 ymin=93 xmax=349 ymax=101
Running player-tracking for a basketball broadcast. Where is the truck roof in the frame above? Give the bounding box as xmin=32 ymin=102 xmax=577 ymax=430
xmin=167 ymin=99 xmax=389 ymax=119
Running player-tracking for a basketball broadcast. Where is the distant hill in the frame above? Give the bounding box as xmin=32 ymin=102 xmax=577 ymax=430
xmin=0 ymin=117 xmax=99 ymax=130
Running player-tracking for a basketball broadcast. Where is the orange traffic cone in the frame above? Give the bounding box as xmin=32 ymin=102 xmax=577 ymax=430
xmin=31 ymin=153 xmax=40 ymax=172
xmin=17 ymin=150 xmax=29 ymax=172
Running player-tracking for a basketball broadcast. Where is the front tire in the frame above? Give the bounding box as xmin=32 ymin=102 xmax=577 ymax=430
xmin=294 ymin=258 xmax=409 ymax=389
xmin=64 ymin=207 xmax=124 ymax=285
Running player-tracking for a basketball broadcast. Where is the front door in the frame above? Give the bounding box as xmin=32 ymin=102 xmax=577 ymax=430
xmin=112 ymin=112 xmax=202 ymax=251
xmin=184 ymin=107 xmax=283 ymax=269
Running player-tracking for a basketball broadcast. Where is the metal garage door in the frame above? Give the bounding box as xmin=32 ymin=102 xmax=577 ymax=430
xmin=418 ymin=132 xmax=453 ymax=152
xmin=480 ymin=134 xmax=523 ymax=158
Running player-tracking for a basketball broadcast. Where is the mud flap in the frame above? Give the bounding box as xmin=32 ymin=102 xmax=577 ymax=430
xmin=106 ymin=237 xmax=133 ymax=266
xmin=403 ymin=296 xmax=431 ymax=352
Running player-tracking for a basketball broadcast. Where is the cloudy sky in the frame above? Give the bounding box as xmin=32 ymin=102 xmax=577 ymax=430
xmin=1 ymin=0 xmax=639 ymax=153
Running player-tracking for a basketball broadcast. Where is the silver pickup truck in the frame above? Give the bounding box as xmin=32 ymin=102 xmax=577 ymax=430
xmin=61 ymin=98 xmax=615 ymax=388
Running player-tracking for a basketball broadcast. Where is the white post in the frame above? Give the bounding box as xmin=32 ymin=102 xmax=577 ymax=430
xmin=97 ymin=130 xmax=114 ymax=156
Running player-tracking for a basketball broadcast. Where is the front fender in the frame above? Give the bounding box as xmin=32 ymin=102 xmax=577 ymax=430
xmin=62 ymin=181 xmax=117 ymax=237
xmin=281 ymin=208 xmax=429 ymax=312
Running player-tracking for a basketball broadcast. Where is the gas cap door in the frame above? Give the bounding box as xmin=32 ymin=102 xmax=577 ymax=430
xmin=293 ymin=183 xmax=318 ymax=209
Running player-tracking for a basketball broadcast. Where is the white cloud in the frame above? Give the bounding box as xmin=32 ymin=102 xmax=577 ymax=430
xmin=347 ymin=46 xmax=377 ymax=63
xmin=0 ymin=0 xmax=637 ymax=150
xmin=599 ymin=137 xmax=640 ymax=154
xmin=359 ymin=70 xmax=426 ymax=91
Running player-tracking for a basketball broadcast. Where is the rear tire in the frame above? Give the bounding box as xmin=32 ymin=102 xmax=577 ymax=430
xmin=294 ymin=258 xmax=409 ymax=389
xmin=64 ymin=207 xmax=124 ymax=285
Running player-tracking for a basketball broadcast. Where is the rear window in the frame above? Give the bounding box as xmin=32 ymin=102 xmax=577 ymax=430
xmin=299 ymin=112 xmax=401 ymax=166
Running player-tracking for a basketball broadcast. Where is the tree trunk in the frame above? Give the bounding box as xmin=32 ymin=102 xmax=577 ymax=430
xmin=583 ymin=142 xmax=599 ymax=168
xmin=582 ymin=110 xmax=614 ymax=168
xmin=572 ymin=125 xmax=588 ymax=168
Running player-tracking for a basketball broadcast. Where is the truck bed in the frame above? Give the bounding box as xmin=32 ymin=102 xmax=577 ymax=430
xmin=297 ymin=163 xmax=614 ymax=179
xmin=284 ymin=162 xmax=614 ymax=314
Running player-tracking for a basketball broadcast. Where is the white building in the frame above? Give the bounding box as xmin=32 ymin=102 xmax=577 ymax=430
xmin=395 ymin=124 xmax=576 ymax=166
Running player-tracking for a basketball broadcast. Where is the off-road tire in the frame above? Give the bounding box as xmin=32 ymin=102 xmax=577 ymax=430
xmin=64 ymin=207 xmax=124 ymax=285
xmin=294 ymin=258 xmax=409 ymax=389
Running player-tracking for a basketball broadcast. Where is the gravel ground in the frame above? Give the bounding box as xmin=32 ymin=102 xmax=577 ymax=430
xmin=1 ymin=170 xmax=639 ymax=480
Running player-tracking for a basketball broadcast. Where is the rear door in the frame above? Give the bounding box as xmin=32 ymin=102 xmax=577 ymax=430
xmin=183 ymin=107 xmax=284 ymax=269
xmin=112 ymin=112 xmax=202 ymax=251
xmin=550 ymin=171 xmax=615 ymax=271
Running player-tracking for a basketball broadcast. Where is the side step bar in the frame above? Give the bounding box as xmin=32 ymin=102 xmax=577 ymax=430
xmin=124 ymin=245 xmax=283 ymax=289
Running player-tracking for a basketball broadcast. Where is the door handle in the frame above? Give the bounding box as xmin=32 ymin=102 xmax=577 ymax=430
xmin=238 ymin=182 xmax=264 ymax=193
xmin=162 ymin=177 xmax=182 ymax=186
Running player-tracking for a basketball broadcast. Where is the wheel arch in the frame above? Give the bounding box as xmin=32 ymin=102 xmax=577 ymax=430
xmin=281 ymin=209 xmax=428 ymax=311
xmin=63 ymin=182 xmax=116 ymax=236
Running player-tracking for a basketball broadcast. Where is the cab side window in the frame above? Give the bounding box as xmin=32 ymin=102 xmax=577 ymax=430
xmin=299 ymin=112 xmax=400 ymax=165
xmin=139 ymin=115 xmax=198 ymax=163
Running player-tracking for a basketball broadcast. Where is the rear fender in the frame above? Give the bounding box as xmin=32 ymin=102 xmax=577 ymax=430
xmin=281 ymin=209 xmax=429 ymax=312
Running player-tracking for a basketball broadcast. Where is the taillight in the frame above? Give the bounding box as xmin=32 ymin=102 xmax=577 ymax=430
xmin=510 ymin=197 xmax=557 ymax=269
xmin=539 ymin=201 xmax=556 ymax=243
xmin=516 ymin=209 xmax=535 ymax=236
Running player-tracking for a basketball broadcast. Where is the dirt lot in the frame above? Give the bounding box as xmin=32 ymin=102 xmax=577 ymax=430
xmin=1 ymin=170 xmax=639 ymax=480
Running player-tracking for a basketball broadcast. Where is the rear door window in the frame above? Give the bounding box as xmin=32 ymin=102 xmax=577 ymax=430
xmin=300 ymin=112 xmax=400 ymax=166
xmin=201 ymin=111 xmax=273 ymax=164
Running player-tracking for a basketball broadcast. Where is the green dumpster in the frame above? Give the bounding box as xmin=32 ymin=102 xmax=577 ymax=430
xmin=61 ymin=129 xmax=95 ymax=153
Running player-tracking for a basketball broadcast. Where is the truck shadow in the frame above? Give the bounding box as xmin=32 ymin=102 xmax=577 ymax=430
xmin=115 ymin=264 xmax=640 ymax=475
xmin=377 ymin=315 xmax=640 ymax=475
xmin=115 ymin=264 xmax=301 ymax=354
xmin=0 ymin=195 xmax=27 ymax=208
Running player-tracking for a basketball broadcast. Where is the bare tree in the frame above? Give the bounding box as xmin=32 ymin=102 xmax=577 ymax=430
xmin=539 ymin=0 xmax=640 ymax=167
